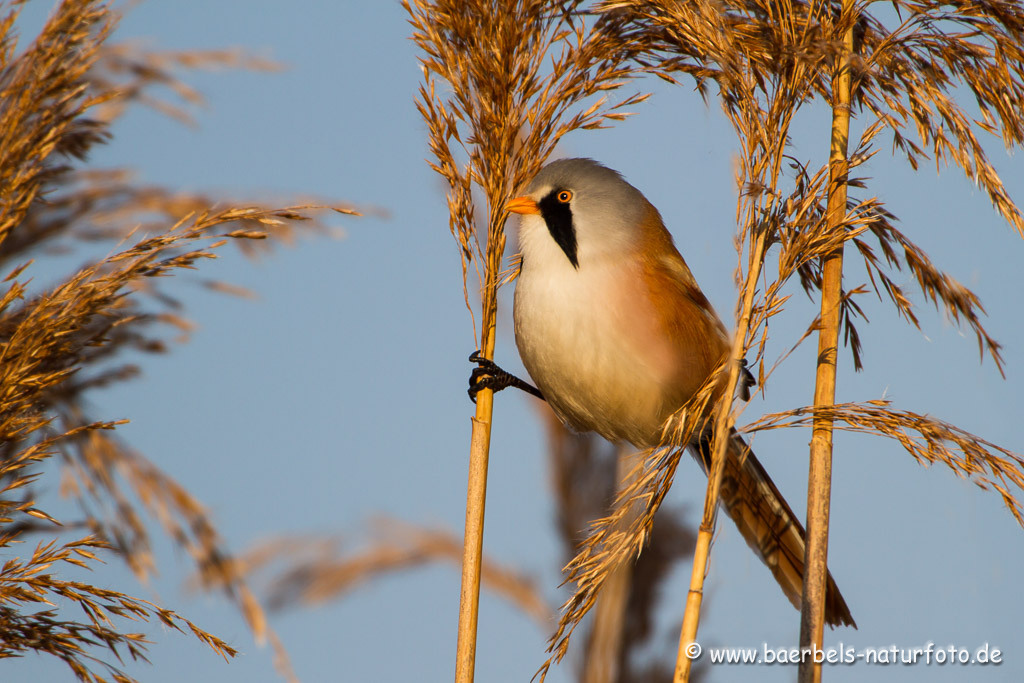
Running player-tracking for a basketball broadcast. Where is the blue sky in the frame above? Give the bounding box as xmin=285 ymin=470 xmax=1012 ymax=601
xmin=7 ymin=2 xmax=1024 ymax=682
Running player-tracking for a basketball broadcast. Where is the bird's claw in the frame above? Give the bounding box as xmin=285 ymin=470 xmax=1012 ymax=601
xmin=739 ymin=358 xmax=756 ymax=401
xmin=468 ymin=351 xmax=500 ymax=403
xmin=467 ymin=350 xmax=544 ymax=402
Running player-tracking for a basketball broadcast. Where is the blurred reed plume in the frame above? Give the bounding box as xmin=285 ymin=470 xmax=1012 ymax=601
xmin=257 ymin=518 xmax=552 ymax=627
xmin=399 ymin=1 xmax=1024 ymax=682
xmin=252 ymin=405 xmax=702 ymax=683
xmin=0 ymin=1 xmax=354 ymax=680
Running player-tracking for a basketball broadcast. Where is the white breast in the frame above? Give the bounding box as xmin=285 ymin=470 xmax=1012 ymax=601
xmin=513 ymin=217 xmax=673 ymax=447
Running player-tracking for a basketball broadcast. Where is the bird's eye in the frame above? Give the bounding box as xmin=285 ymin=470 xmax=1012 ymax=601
xmin=557 ymin=190 xmax=572 ymax=203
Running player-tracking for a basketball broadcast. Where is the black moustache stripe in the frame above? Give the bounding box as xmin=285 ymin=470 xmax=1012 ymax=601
xmin=538 ymin=191 xmax=578 ymax=268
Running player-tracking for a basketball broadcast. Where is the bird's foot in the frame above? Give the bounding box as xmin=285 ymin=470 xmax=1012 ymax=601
xmin=468 ymin=351 xmax=544 ymax=403
xmin=739 ymin=358 xmax=756 ymax=401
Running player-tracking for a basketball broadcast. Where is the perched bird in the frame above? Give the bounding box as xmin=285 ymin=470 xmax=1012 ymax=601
xmin=471 ymin=157 xmax=855 ymax=628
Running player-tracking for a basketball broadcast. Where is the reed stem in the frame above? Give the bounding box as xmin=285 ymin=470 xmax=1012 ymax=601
xmin=798 ymin=4 xmax=855 ymax=681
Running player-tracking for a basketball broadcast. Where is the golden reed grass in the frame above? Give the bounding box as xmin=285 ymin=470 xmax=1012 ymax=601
xmin=0 ymin=2 xmax=355 ymax=681
xmin=402 ymin=1 xmax=1024 ymax=682
xmin=22 ymin=1 xmax=1012 ymax=681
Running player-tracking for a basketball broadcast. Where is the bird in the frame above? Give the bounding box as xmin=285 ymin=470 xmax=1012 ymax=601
xmin=470 ymin=157 xmax=855 ymax=628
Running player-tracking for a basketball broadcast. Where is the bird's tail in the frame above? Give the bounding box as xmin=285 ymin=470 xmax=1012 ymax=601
xmin=693 ymin=429 xmax=856 ymax=628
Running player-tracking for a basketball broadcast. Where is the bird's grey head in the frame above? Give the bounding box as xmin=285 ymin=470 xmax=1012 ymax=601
xmin=519 ymin=158 xmax=653 ymax=268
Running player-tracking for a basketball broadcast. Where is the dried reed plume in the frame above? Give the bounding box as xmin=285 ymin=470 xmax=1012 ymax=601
xmin=0 ymin=1 xmax=355 ymax=680
xmin=541 ymin=409 xmax=701 ymax=683
xmin=404 ymin=2 xmax=647 ymax=680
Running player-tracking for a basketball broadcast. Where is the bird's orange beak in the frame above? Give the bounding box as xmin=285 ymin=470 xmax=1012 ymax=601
xmin=506 ymin=196 xmax=540 ymax=215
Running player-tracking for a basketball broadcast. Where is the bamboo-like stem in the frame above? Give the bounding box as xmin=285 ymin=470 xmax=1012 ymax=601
xmin=798 ymin=5 xmax=855 ymax=682
xmin=454 ymin=333 xmax=495 ymax=683
xmin=455 ymin=231 xmax=503 ymax=683
xmin=674 ymin=229 xmax=770 ymax=683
